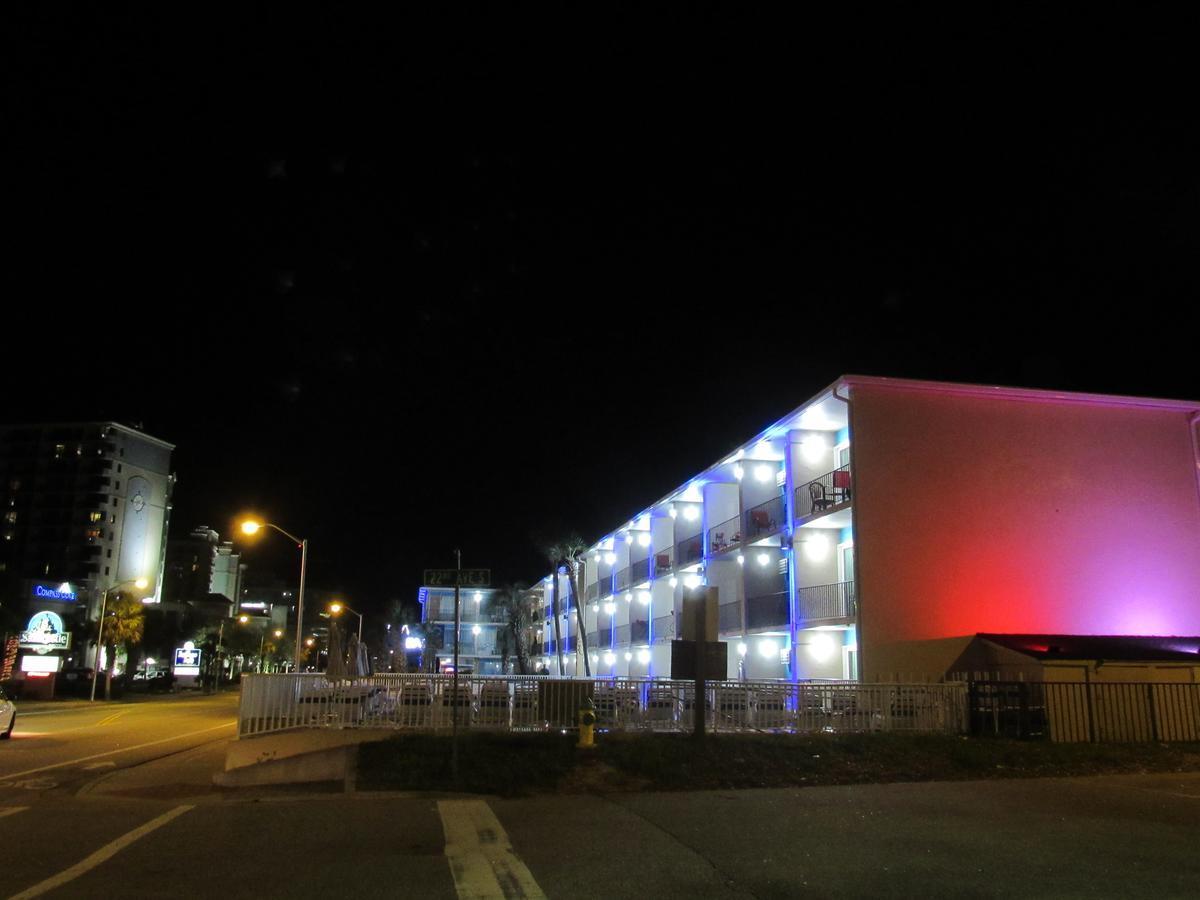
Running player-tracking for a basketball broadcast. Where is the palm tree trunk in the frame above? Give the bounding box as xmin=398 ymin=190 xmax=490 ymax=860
xmin=104 ymin=641 xmax=116 ymax=700
xmin=551 ymin=571 xmax=564 ymax=675
xmin=568 ymin=561 xmax=591 ymax=676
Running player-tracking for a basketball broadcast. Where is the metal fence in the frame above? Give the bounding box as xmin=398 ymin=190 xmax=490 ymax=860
xmin=797 ymin=581 xmax=856 ymax=620
xmin=238 ymin=674 xmax=969 ymax=738
xmin=796 ymin=465 xmax=852 ymax=518
xmin=966 ymin=680 xmax=1200 ymax=743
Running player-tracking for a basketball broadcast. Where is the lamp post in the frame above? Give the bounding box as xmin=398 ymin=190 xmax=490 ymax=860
xmin=328 ymin=601 xmax=363 ymax=643
xmin=240 ymin=519 xmax=308 ymax=674
xmin=91 ymin=576 xmax=148 ymax=702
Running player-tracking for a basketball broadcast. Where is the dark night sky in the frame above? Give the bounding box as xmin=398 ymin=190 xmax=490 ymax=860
xmin=6 ymin=7 xmax=1199 ymax=617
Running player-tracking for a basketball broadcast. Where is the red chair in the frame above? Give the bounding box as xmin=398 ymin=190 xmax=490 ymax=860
xmin=832 ymin=469 xmax=852 ymax=502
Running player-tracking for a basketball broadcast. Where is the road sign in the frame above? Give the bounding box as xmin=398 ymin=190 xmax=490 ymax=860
xmin=423 ymin=569 xmax=491 ymax=587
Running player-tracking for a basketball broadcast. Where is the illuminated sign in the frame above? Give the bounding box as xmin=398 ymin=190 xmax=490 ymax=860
xmin=21 ymin=655 xmax=62 ymax=674
xmin=404 ymin=637 xmax=424 ymax=650
xmin=174 ymin=647 xmax=202 ymax=668
xmin=19 ymin=611 xmax=71 ymax=652
xmin=32 ymin=583 xmax=77 ymax=602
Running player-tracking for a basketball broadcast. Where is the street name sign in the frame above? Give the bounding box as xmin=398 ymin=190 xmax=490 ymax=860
xmin=423 ymin=569 xmax=491 ymax=587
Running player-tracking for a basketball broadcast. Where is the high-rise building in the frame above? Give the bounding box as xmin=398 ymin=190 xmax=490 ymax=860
xmin=0 ymin=422 xmax=174 ymax=672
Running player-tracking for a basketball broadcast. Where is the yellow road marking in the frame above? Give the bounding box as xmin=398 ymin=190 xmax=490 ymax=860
xmin=438 ymin=799 xmax=546 ymax=899
xmin=7 ymin=805 xmax=194 ymax=899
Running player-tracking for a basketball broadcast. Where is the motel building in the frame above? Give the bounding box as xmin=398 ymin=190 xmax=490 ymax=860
xmin=528 ymin=376 xmax=1200 ymax=683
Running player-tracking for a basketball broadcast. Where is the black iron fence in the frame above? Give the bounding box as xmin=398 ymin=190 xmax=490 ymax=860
xmin=631 ymin=557 xmax=650 ymax=584
xmin=709 ymin=513 xmax=743 ymax=554
xmin=744 ymin=495 xmax=784 ymax=540
xmin=796 ymin=581 xmax=856 ymax=620
xmin=676 ymin=535 xmax=703 ymax=567
xmin=653 ymin=549 xmax=674 ymax=577
xmin=796 ymin=465 xmax=852 ymax=518
xmin=615 ymin=567 xmax=631 ymax=592
xmin=965 ymin=679 xmax=1200 ymax=743
xmin=746 ymin=591 xmax=790 ymax=629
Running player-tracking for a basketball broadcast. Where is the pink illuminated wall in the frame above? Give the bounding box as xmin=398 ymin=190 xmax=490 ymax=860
xmin=848 ymin=380 xmax=1200 ymax=679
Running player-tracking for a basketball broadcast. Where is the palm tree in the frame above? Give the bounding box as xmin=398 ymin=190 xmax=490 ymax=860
xmin=99 ymin=592 xmax=145 ymax=700
xmin=547 ymin=535 xmax=591 ymax=677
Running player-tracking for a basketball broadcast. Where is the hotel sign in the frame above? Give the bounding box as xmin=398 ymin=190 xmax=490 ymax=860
xmin=32 ymin=583 xmax=78 ymax=602
xmin=19 ymin=611 xmax=72 ymax=652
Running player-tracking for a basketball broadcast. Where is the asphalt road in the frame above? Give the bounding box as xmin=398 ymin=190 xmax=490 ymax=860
xmin=1 ymin=698 xmax=1198 ymax=899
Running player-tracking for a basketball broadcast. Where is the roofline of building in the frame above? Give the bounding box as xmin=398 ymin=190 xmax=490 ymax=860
xmin=564 ymin=374 xmax=1200 ymax=559
xmin=840 ymin=374 xmax=1200 ymax=413
xmin=0 ymin=421 xmax=176 ymax=451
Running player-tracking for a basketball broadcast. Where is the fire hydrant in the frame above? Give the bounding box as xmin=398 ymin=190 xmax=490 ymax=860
xmin=577 ymin=697 xmax=597 ymax=748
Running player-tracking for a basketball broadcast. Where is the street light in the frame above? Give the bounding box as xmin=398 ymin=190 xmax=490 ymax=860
xmin=328 ymin=601 xmax=363 ymax=642
xmin=91 ymin=577 xmax=148 ymax=701
xmin=240 ymin=518 xmax=308 ymax=674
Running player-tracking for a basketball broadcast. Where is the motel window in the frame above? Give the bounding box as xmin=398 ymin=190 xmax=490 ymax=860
xmin=105 ymin=566 xmax=110 ymax=576
xmin=90 ymin=512 xmax=103 ymax=523
xmin=5 ymin=511 xmax=15 ymax=523
xmin=54 ymin=444 xmax=65 ymax=459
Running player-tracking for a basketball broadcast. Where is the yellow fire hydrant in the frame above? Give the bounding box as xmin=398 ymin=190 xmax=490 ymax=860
xmin=577 ymin=697 xmax=597 ymax=748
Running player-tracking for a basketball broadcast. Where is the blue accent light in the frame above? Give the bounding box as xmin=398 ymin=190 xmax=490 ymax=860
xmin=840 ymin=526 xmax=854 ymax=544
xmin=836 ymin=427 xmax=850 ymax=445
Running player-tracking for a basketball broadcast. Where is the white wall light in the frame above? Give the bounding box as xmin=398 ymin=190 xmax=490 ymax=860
xmin=737 ymin=642 xmax=748 ymax=656
xmin=808 ymin=633 xmax=836 ymax=662
xmin=638 ymin=591 xmax=650 ymax=605
xmin=683 ymin=505 xmax=699 ymax=522
xmin=669 ymin=577 xmax=679 ymax=588
xmin=733 ymin=464 xmax=745 ymax=481
xmin=473 ymin=592 xmax=482 ymax=603
xmin=625 ymin=593 xmax=633 ymax=603
xmin=625 ymin=533 xmax=634 ymax=544
xmin=668 ymin=505 xmax=678 ymax=519
xmin=757 ymin=553 xmax=771 ymax=567
xmin=624 ymin=651 xmax=633 ymax=662
xmin=754 ymin=463 xmax=773 ymax=483
xmin=604 ymin=601 xmax=616 ymax=614
xmin=801 ymin=435 xmax=827 ymax=464
xmin=604 ymin=552 xmax=616 ymax=565
xmin=758 ymin=639 xmax=778 ymax=659
xmin=637 ymin=533 xmax=651 ymax=547
xmin=737 ymin=554 xmax=745 ymax=565
xmin=603 ymin=652 xmax=616 ymax=666
xmin=637 ymin=648 xmax=651 ymax=665
xmin=684 ymin=574 xmax=702 ymax=590
xmin=591 ymin=603 xmax=599 ymax=613
xmin=471 ymin=624 xmax=481 ymax=636
xmin=802 ymin=534 xmax=830 ymax=562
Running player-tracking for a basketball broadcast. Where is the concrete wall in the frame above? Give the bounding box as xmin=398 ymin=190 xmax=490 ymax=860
xmin=851 ymin=382 xmax=1200 ymax=679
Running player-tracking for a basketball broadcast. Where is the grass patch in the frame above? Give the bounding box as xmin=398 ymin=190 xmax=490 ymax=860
xmin=356 ymin=731 xmax=1200 ymax=796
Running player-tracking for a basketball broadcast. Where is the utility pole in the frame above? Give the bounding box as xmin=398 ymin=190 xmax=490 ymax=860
xmin=451 ymin=548 xmax=461 ymax=785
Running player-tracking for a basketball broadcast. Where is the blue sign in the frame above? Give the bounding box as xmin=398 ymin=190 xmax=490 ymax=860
xmin=32 ymin=583 xmax=77 ymax=602
xmin=19 ymin=611 xmax=71 ymax=650
xmin=174 ymin=647 xmax=202 ymax=668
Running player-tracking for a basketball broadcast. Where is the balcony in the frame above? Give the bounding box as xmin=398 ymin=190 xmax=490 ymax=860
xmin=676 ymin=535 xmax=703 ymax=568
xmin=615 ymin=567 xmax=631 ymax=592
xmin=718 ymin=601 xmax=743 ymax=632
xmin=630 ymin=620 xmax=649 ymax=643
xmin=796 ymin=465 xmax=852 ymax=520
xmin=708 ymin=513 xmax=743 ymax=555
xmin=615 ymin=624 xmax=631 ymax=646
xmin=631 ymin=557 xmax=650 ymax=584
xmin=796 ymin=581 xmax=856 ymax=621
xmin=743 ymin=496 xmax=784 ymax=542
xmin=586 ymin=582 xmax=600 ymax=602
xmin=746 ymin=591 xmax=789 ymax=629
xmin=653 ymin=548 xmax=674 ymax=578
xmin=652 ymin=614 xmax=674 ymax=642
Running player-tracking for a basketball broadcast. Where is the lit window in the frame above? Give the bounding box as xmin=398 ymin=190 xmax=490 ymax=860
xmin=90 ymin=512 xmax=103 ymax=523
xmin=54 ymin=444 xmax=65 ymax=459
xmin=5 ymin=511 xmax=15 ymax=524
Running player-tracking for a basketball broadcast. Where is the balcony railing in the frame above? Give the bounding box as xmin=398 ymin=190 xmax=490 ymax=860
xmin=676 ymin=535 xmax=703 ymax=567
xmin=744 ymin=495 xmax=784 ymax=541
xmin=796 ymin=465 xmax=852 ymax=519
xmin=598 ymin=578 xmax=614 ymax=599
xmin=630 ymin=620 xmax=649 ymax=644
xmin=746 ymin=591 xmax=790 ymax=629
xmin=586 ymin=582 xmax=600 ymax=602
xmin=708 ymin=513 xmax=743 ymax=555
xmin=616 ymin=567 xmax=631 ymax=592
xmin=797 ymin=581 xmax=856 ymax=620
xmin=615 ymin=624 xmax=631 ymax=646
xmin=631 ymin=557 xmax=650 ymax=584
xmin=653 ymin=549 xmax=674 ymax=577
xmin=718 ymin=602 xmax=742 ymax=632
xmin=652 ymin=614 xmax=674 ymax=642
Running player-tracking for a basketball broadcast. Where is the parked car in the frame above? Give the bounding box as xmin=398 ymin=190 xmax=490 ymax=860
xmin=0 ymin=686 xmax=15 ymax=739
xmin=57 ymin=667 xmax=126 ymax=698
xmin=129 ymin=670 xmax=175 ymax=692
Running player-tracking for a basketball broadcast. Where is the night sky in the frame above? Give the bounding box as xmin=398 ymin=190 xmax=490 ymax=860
xmin=7 ymin=8 xmax=1198 ymax=618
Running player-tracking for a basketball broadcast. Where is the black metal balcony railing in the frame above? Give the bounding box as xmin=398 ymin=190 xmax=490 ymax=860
xmin=653 ymin=548 xmax=674 ymax=577
xmin=709 ymin=513 xmax=743 ymax=554
xmin=631 ymin=557 xmax=650 ymax=584
xmin=744 ymin=495 xmax=784 ymax=540
xmin=718 ymin=601 xmax=743 ymax=632
xmin=652 ymin=614 xmax=674 ymax=642
xmin=796 ymin=465 xmax=852 ymax=518
xmin=615 ymin=624 xmax=631 ymax=646
xmin=797 ymin=581 xmax=857 ymax=620
xmin=596 ymin=630 xmax=613 ymax=649
xmin=630 ymin=620 xmax=649 ymax=643
xmin=615 ymin=567 xmax=631 ymax=592
xmin=746 ymin=591 xmax=790 ymax=629
xmin=586 ymin=582 xmax=600 ymax=602
xmin=676 ymin=535 xmax=703 ymax=567
xmin=598 ymin=578 xmax=614 ymax=599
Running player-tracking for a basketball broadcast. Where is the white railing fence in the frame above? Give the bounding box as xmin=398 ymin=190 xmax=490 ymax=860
xmin=237 ymin=674 xmax=968 ymax=738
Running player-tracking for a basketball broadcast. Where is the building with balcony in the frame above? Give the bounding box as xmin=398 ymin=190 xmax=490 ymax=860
xmin=418 ymin=585 xmax=541 ymax=675
xmin=532 ymin=376 xmax=1200 ymax=681
xmin=0 ymin=422 xmax=175 ymax=675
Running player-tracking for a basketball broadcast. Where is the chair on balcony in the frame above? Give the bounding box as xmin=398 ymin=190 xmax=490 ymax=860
xmin=809 ymin=482 xmax=835 ymax=514
xmin=711 ymin=532 xmax=726 ymax=553
xmin=655 ymin=553 xmax=672 ymax=571
xmin=832 ymin=468 xmax=852 ymax=503
xmin=749 ymin=510 xmax=776 ymax=534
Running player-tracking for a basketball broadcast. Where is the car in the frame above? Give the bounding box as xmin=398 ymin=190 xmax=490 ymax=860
xmin=0 ymin=686 xmax=15 ymax=739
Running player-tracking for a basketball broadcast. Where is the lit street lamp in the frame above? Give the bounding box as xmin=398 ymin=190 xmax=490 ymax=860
xmin=240 ymin=519 xmax=308 ymax=674
xmin=91 ymin=576 xmax=148 ymax=701
xmin=328 ymin=601 xmax=363 ymax=642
